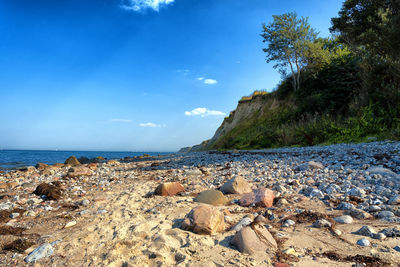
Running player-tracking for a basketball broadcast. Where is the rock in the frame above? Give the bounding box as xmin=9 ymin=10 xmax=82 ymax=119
xmin=231 ymin=217 xmax=252 ymax=232
xmin=348 ymin=188 xmax=366 ymax=198
xmin=10 ymin=213 xmax=20 ymax=219
xmin=231 ymin=224 xmax=277 ymax=254
xmin=334 ymin=215 xmax=353 ymax=224
xmin=35 ymin=162 xmax=49 ymax=170
xmin=64 ymin=220 xmax=77 ymax=228
xmin=282 ymin=219 xmax=295 ymax=228
xmin=64 ymin=156 xmax=81 ymax=166
xmin=24 ymin=243 xmax=54 ymax=263
xmin=33 ymin=183 xmax=62 ymax=200
xmin=282 ymin=248 xmax=297 ymax=256
xmin=239 ymin=188 xmax=275 ymax=208
xmin=296 ymin=161 xmax=324 ymax=171
xmin=194 ymin=190 xmax=227 ymax=206
xmin=154 ymin=182 xmax=185 ymax=196
xmin=344 ymin=209 xmax=372 ymax=219
xmin=379 ymin=228 xmax=400 ymax=237
xmin=181 ymin=205 xmax=225 ymax=235
xmin=356 ymin=238 xmax=370 ymax=246
xmin=333 ymin=229 xmax=342 ymax=236
xmin=388 ymin=195 xmax=400 ymax=205
xmin=78 ymin=199 xmax=90 ymax=206
xmin=337 ymin=202 xmax=355 ymax=210
xmin=67 ymin=166 xmax=93 ymax=178
xmin=367 ymin=167 xmax=400 ymax=180
xmin=220 ymin=176 xmax=252 ymax=194
xmin=372 ymin=233 xmax=386 ymax=240
xmin=377 ymin=211 xmax=395 ymax=219
xmin=354 ymin=226 xmax=376 ymax=237
xmin=313 ymin=219 xmax=332 ymax=228
xmin=394 ymin=246 xmax=400 ymax=252
xmin=274 ymin=263 xmax=290 ymax=267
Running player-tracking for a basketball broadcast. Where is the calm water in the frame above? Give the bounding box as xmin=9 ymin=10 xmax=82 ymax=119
xmin=0 ymin=150 xmax=172 ymax=170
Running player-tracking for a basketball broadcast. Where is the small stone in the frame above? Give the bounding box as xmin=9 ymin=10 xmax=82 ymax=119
xmin=283 ymin=219 xmax=295 ymax=227
xmin=79 ymin=199 xmax=90 ymax=206
xmin=337 ymin=202 xmax=355 ymax=210
xmin=388 ymin=195 xmax=400 ymax=205
xmin=64 ymin=220 xmax=77 ymax=228
xmin=377 ymin=211 xmax=395 ymax=218
xmin=354 ymin=226 xmax=376 ymax=237
xmin=282 ymin=248 xmax=297 ymax=256
xmin=231 ymin=217 xmax=252 ymax=232
xmin=24 ymin=243 xmax=54 ymax=263
xmin=394 ymin=246 xmax=400 ymax=252
xmin=356 ymin=238 xmax=370 ymax=246
xmin=154 ymin=182 xmax=185 ymax=196
xmin=345 ymin=209 xmax=372 ymax=219
xmin=67 ymin=166 xmax=93 ymax=178
xmin=372 ymin=233 xmax=386 ymax=240
xmin=334 ymin=215 xmax=353 ymax=224
xmin=220 ymin=176 xmax=252 ymax=194
xmin=181 ymin=205 xmax=225 ymax=235
xmin=231 ymin=224 xmax=277 ymax=254
xmin=194 ymin=190 xmax=228 ymax=206
xmin=239 ymin=188 xmax=275 ymax=208
xmin=333 ymin=229 xmax=342 ymax=236
xmin=10 ymin=213 xmax=20 ymax=219
xmin=64 ymin=156 xmax=81 ymax=166
xmin=312 ymin=219 xmax=331 ymax=228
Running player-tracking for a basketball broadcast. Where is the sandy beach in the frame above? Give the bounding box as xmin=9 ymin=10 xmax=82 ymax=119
xmin=1 ymin=141 xmax=400 ymax=266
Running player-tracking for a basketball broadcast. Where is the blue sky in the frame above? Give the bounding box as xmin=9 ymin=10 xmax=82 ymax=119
xmin=0 ymin=0 xmax=344 ymax=151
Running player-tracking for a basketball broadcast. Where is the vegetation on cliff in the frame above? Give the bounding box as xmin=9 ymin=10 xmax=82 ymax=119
xmin=191 ymin=0 xmax=400 ymax=151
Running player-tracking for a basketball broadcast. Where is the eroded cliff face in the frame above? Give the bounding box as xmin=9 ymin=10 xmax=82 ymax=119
xmin=180 ymin=95 xmax=275 ymax=152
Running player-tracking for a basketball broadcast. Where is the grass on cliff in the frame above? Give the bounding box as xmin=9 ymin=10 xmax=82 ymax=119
xmin=210 ymin=54 xmax=400 ymax=150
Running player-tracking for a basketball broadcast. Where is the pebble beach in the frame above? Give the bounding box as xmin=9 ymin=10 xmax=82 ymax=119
xmin=1 ymin=141 xmax=400 ymax=266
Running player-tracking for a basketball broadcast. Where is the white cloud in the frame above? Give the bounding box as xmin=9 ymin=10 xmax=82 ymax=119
xmin=204 ymin=78 xmax=218 ymax=85
xmin=184 ymin=107 xmax=226 ymax=117
xmin=110 ymin=119 xmax=133 ymax=123
xmin=197 ymin=77 xmax=204 ymax=81
xmin=121 ymin=0 xmax=174 ymax=12
xmin=139 ymin=122 xmax=165 ymax=127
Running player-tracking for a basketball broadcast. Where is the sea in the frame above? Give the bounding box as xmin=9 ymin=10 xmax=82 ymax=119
xmin=0 ymin=150 xmax=172 ymax=171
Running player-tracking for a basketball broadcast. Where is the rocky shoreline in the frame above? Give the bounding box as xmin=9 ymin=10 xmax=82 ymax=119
xmin=1 ymin=141 xmax=400 ymax=266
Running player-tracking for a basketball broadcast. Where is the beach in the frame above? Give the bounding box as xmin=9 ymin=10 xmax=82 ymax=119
xmin=1 ymin=141 xmax=400 ymax=266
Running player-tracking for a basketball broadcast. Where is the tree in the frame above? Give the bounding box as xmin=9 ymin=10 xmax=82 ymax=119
xmin=330 ymin=0 xmax=400 ymax=60
xmin=261 ymin=12 xmax=317 ymax=91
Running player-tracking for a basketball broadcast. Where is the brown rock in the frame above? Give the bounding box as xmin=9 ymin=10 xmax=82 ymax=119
xmin=107 ymin=159 xmax=120 ymax=165
xmin=154 ymin=182 xmax=185 ymax=196
xmin=220 ymin=176 xmax=252 ymax=194
xmin=231 ymin=225 xmax=277 ymax=254
xmin=87 ymin=163 xmax=98 ymax=170
xmin=67 ymin=166 xmax=93 ymax=178
xmin=35 ymin=162 xmax=49 ymax=170
xmin=239 ymin=188 xmax=275 ymax=207
xmin=195 ymin=190 xmax=227 ymax=206
xmin=64 ymin=156 xmax=80 ymax=166
xmin=53 ymin=163 xmax=64 ymax=168
xmin=181 ymin=205 xmax=225 ymax=235
xmin=274 ymin=263 xmax=290 ymax=267
xmin=33 ymin=183 xmax=62 ymax=200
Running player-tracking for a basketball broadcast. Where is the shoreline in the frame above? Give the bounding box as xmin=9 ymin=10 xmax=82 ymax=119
xmin=0 ymin=141 xmax=400 ymax=266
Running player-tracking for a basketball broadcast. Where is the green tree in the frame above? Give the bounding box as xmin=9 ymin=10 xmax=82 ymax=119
xmin=331 ymin=0 xmax=400 ymax=60
xmin=261 ymin=12 xmax=317 ymax=91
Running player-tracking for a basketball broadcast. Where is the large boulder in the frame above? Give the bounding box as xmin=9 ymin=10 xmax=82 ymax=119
xmin=155 ymin=182 xmax=185 ymax=196
xmin=181 ymin=205 xmax=225 ymax=235
xmin=64 ymin=156 xmax=81 ymax=166
xmin=67 ymin=166 xmax=93 ymax=178
xmin=231 ymin=224 xmax=277 ymax=254
xmin=195 ymin=190 xmax=227 ymax=206
xmin=220 ymin=176 xmax=252 ymax=194
xmin=239 ymin=188 xmax=275 ymax=208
